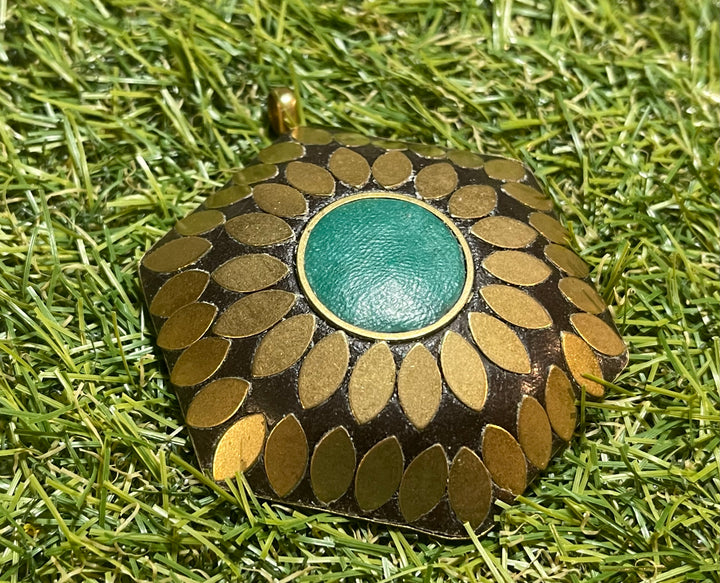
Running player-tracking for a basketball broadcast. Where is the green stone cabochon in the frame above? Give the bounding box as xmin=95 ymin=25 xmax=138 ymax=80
xmin=302 ymin=197 xmax=466 ymax=333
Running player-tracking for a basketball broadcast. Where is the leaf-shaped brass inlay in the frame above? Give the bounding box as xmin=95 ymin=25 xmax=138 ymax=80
xmin=471 ymin=216 xmax=537 ymax=248
xmin=264 ymin=414 xmax=308 ymax=497
xmin=484 ymin=158 xmax=526 ymax=182
xmin=397 ymin=344 xmax=442 ymax=430
xmin=481 ymin=424 xmax=527 ymax=496
xmin=186 ymin=377 xmax=249 ymax=428
xmin=558 ymin=277 xmax=606 ymax=314
xmin=348 ymin=342 xmax=396 ymax=424
xmin=252 ymin=314 xmax=315 ymax=378
xmin=258 ymin=141 xmax=305 ymax=164
xmin=440 ymin=331 xmax=487 ymax=411
xmin=517 ymin=396 xmax=552 ymax=470
xmin=213 ymin=290 xmax=295 ymax=338
xmin=291 ymin=126 xmax=333 ymax=145
xmin=371 ymin=151 xmax=413 ymax=188
xmin=212 ymin=254 xmax=288 ymax=293
xmin=149 ymin=270 xmax=209 ymax=318
xmin=570 ymin=313 xmax=626 ymax=356
xmin=225 ymin=213 xmax=294 ymax=247
xmin=253 ymin=183 xmax=307 ymax=218
xmin=480 ymin=284 xmax=552 ymax=329
xmin=310 ymin=426 xmax=356 ymax=504
xmin=175 ymin=210 xmax=225 ymax=236
xmin=448 ymin=184 xmax=497 ymax=219
xmin=156 ymin=302 xmax=217 ymax=350
xmin=328 ymin=147 xmax=371 ymax=187
xmin=544 ymin=244 xmax=590 ymax=278
xmin=447 ymin=150 xmax=483 ymax=168
xmin=205 ymin=184 xmax=251 ymax=209
xmin=448 ymin=447 xmax=492 ymax=529
xmin=298 ymin=331 xmax=350 ymax=409
xmin=285 ymin=161 xmax=336 ymax=196
xmin=482 ymin=250 xmax=552 ymax=286
xmin=398 ymin=444 xmax=448 ymax=522
xmin=561 ymin=332 xmax=605 ymax=397
xmin=212 ymin=413 xmax=266 ymax=481
xmin=415 ymin=162 xmax=458 ymax=200
xmin=469 ymin=312 xmax=531 ymax=374
xmin=233 ymin=163 xmax=278 ymax=184
xmin=502 ymin=182 xmax=553 ymax=211
xmin=170 ymin=337 xmax=230 ymax=387
xmin=143 ymin=237 xmax=211 ymax=273
xmin=545 ymin=365 xmax=577 ymax=441
xmin=354 ymin=436 xmax=404 ymax=511
xmin=528 ymin=212 xmax=568 ymax=244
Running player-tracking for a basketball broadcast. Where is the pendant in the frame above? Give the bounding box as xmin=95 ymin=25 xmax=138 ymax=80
xmin=139 ymin=89 xmax=628 ymax=538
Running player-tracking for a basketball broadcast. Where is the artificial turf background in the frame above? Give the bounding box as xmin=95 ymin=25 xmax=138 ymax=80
xmin=1 ymin=1 xmax=719 ymax=581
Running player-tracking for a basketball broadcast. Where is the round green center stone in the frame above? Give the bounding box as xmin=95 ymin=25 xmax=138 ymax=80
xmin=299 ymin=195 xmax=469 ymax=337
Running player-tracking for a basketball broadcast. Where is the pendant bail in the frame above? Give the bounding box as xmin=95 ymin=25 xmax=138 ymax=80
xmin=268 ymin=87 xmax=299 ymax=135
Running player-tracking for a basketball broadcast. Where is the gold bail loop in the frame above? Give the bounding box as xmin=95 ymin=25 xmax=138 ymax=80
xmin=268 ymin=87 xmax=299 ymax=135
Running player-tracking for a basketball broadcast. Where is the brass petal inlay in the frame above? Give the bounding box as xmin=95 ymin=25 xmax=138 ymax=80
xmin=371 ymin=151 xmax=413 ymax=188
xmin=398 ymin=444 xmax=448 ymax=522
xmin=482 ymin=250 xmax=552 ymax=286
xmin=286 ymin=161 xmax=336 ymax=196
xmin=233 ymin=163 xmax=278 ymax=185
xmin=143 ymin=237 xmax=211 ymax=273
xmin=252 ymin=314 xmax=315 ymax=378
xmin=561 ymin=332 xmax=605 ymax=397
xmin=212 ymin=413 xmax=266 ymax=481
xmin=481 ymin=424 xmax=527 ymax=495
xmin=310 ymin=426 xmax=356 ymax=504
xmin=517 ymin=396 xmax=552 ymax=470
xmin=502 ymin=183 xmax=553 ymax=211
xmin=156 ymin=302 xmax=217 ymax=350
xmin=529 ymin=212 xmax=569 ymax=244
xmin=558 ymin=277 xmax=606 ymax=314
xmin=149 ymin=270 xmax=209 ymax=318
xmin=545 ymin=244 xmax=590 ymax=278
xmin=480 ymin=285 xmax=552 ymax=329
xmin=348 ymin=342 xmax=396 ymax=424
xmin=328 ymin=147 xmax=371 ymax=187
xmin=545 ymin=366 xmax=577 ymax=441
xmin=252 ymin=183 xmax=307 ymax=218
xmin=213 ymin=290 xmax=295 ymax=338
xmin=291 ymin=126 xmax=333 ymax=145
xmin=448 ymin=185 xmax=497 ymax=219
xmin=469 ymin=312 xmax=531 ymax=374
xmin=448 ymin=447 xmax=492 ymax=528
xmin=411 ymin=144 xmax=446 ymax=159
xmin=186 ymin=377 xmax=249 ymax=428
xmin=205 ymin=184 xmax=251 ymax=209
xmin=354 ymin=436 xmax=404 ymax=511
xmin=170 ymin=337 xmax=230 ymax=387
xmin=264 ymin=414 xmax=308 ymax=497
xmin=212 ymin=254 xmax=288 ymax=293
xmin=570 ymin=313 xmax=626 ymax=356
xmin=372 ymin=138 xmax=407 ymax=150
xmin=448 ymin=150 xmax=484 ymax=168
xmin=298 ymin=331 xmax=350 ymax=409
xmin=225 ymin=212 xmax=293 ymax=247
xmin=333 ymin=131 xmax=370 ymax=146
xmin=397 ymin=344 xmax=442 ymax=430
xmin=175 ymin=210 xmax=225 ymax=236
xmin=258 ymin=141 xmax=305 ymax=164
xmin=440 ymin=331 xmax=488 ymax=411
xmin=415 ymin=162 xmax=458 ymax=200
xmin=471 ymin=216 xmax=537 ymax=248
xmin=484 ymin=158 xmax=525 ymax=181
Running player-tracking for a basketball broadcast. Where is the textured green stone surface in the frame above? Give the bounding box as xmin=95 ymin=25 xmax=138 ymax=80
xmin=302 ymin=197 xmax=466 ymax=333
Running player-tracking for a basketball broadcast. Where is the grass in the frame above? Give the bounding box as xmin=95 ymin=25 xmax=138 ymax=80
xmin=0 ymin=0 xmax=719 ymax=581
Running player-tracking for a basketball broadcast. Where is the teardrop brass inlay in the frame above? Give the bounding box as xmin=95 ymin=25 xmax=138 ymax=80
xmin=233 ymin=163 xmax=278 ymax=185
xmin=291 ymin=126 xmax=333 ymax=145
xmin=502 ymin=183 xmax=553 ymax=211
xmin=482 ymin=250 xmax=552 ymax=286
xmin=156 ymin=302 xmax=217 ymax=350
xmin=570 ymin=313 xmax=626 ymax=356
xmin=252 ymin=183 xmax=307 ymax=218
xmin=212 ymin=254 xmax=288 ymax=293
xmin=310 ymin=426 xmax=356 ymax=504
xmin=545 ymin=244 xmax=590 ymax=278
xmin=258 ymin=141 xmax=305 ymax=164
xmin=286 ymin=161 xmax=336 ymax=196
xmin=529 ymin=212 xmax=568 ymax=244
xmin=213 ymin=290 xmax=295 ymax=338
xmin=212 ymin=413 xmax=266 ymax=481
xmin=411 ymin=144 xmax=446 ymax=159
xmin=480 ymin=285 xmax=552 ymax=329
xmin=333 ymin=131 xmax=370 ymax=147
xmin=448 ymin=447 xmax=492 ymax=529
xmin=264 ymin=414 xmax=308 ymax=498
xmin=415 ymin=162 xmax=458 ymax=200
xmin=143 ymin=237 xmax=211 ymax=273
xmin=484 ymin=158 xmax=526 ymax=181
xmin=348 ymin=342 xmax=396 ymax=424
xmin=252 ymin=314 xmax=315 ymax=378
xmin=205 ymin=184 xmax=252 ymax=209
xmin=397 ymin=344 xmax=442 ymax=430
xmin=354 ymin=436 xmax=404 ymax=511
xmin=186 ymin=377 xmax=249 ymax=428
xmin=471 ymin=216 xmax=537 ymax=248
xmin=440 ymin=331 xmax=488 ymax=411
xmin=448 ymin=184 xmax=497 ymax=219
xmin=328 ymin=147 xmax=371 ymax=187
xmin=558 ymin=277 xmax=606 ymax=314
xmin=448 ymin=150 xmax=484 ymax=168
xmin=481 ymin=424 xmax=527 ymax=495
xmin=561 ymin=332 xmax=605 ymax=397
xmin=225 ymin=213 xmax=294 ymax=247
xmin=175 ymin=210 xmax=225 ymax=236
xmin=170 ymin=337 xmax=230 ymax=387
xmin=371 ymin=151 xmax=413 ymax=188
xmin=517 ymin=396 xmax=552 ymax=470
xmin=298 ymin=331 xmax=350 ymax=409
xmin=398 ymin=444 xmax=448 ymax=522
xmin=469 ymin=312 xmax=531 ymax=374
xmin=545 ymin=365 xmax=577 ymax=441
xmin=149 ymin=270 xmax=209 ymax=318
